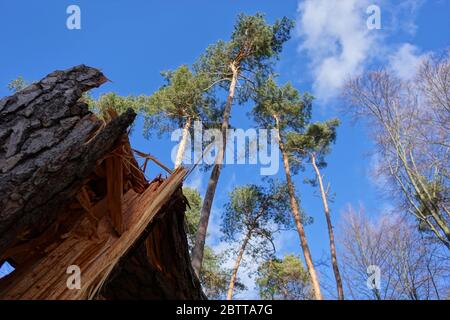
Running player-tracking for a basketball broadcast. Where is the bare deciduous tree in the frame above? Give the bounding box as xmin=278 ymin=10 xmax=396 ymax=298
xmin=343 ymin=50 xmax=450 ymax=248
xmin=338 ymin=205 xmax=450 ymax=300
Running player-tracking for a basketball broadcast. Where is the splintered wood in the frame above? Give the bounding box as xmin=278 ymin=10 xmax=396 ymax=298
xmin=0 ymin=69 xmax=206 ymax=300
xmin=0 ymin=109 xmax=187 ymax=299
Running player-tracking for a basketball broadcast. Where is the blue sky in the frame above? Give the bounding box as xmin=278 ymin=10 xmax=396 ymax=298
xmin=0 ymin=0 xmax=448 ymax=298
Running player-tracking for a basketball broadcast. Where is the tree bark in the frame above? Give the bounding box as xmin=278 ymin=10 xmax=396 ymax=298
xmin=0 ymin=65 xmax=136 ymax=255
xmin=311 ymin=154 xmax=344 ymax=300
xmin=0 ymin=65 xmax=206 ymax=300
xmin=174 ymin=117 xmax=191 ymax=169
xmin=274 ymin=118 xmax=323 ymax=300
xmin=191 ymin=63 xmax=238 ymax=276
xmin=226 ymin=230 xmax=251 ymax=300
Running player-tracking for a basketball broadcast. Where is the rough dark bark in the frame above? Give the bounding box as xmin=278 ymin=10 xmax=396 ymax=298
xmin=0 ymin=65 xmax=136 ymax=255
xmin=0 ymin=65 xmax=205 ymax=300
xmin=101 ymin=187 xmax=206 ymax=300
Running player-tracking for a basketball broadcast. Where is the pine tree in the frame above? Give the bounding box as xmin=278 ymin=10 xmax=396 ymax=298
xmin=252 ymin=77 xmax=323 ymax=299
xmin=286 ymin=119 xmax=344 ymax=300
xmin=183 ymin=187 xmax=245 ymax=299
xmin=143 ymin=65 xmax=215 ymax=169
xmin=191 ymin=13 xmax=294 ymax=276
xmin=7 ymin=76 xmax=27 ymax=92
xmin=221 ymin=180 xmax=292 ymax=300
xmin=87 ymin=92 xmax=142 ymax=115
xmin=256 ymin=254 xmax=312 ymax=300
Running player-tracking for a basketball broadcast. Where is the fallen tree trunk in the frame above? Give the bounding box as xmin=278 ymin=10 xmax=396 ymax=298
xmin=0 ymin=65 xmax=205 ymax=300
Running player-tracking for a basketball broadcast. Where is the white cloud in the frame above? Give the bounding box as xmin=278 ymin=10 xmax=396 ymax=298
xmin=388 ymin=43 xmax=427 ymax=80
xmin=297 ymin=0 xmax=375 ymax=100
xmin=386 ymin=0 xmax=425 ymax=36
xmin=296 ymin=0 xmax=426 ymax=100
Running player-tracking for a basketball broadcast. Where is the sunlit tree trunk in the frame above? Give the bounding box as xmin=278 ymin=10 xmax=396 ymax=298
xmin=174 ymin=117 xmax=191 ymax=169
xmin=191 ymin=63 xmax=239 ymax=276
xmin=274 ymin=116 xmax=323 ymax=300
xmin=226 ymin=230 xmax=251 ymax=300
xmin=310 ymin=153 xmax=344 ymax=300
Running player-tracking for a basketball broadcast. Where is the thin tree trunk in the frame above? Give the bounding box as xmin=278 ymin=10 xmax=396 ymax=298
xmin=310 ymin=153 xmax=344 ymax=300
xmin=274 ymin=117 xmax=322 ymax=300
xmin=426 ymin=262 xmax=440 ymax=300
xmin=174 ymin=117 xmax=191 ymax=169
xmin=226 ymin=230 xmax=251 ymax=300
xmin=191 ymin=63 xmax=238 ymax=276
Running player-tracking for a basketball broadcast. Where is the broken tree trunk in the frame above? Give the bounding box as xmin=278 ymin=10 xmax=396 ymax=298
xmin=101 ymin=187 xmax=205 ymax=300
xmin=0 ymin=65 xmax=135 ymax=254
xmin=0 ymin=65 xmax=205 ymax=300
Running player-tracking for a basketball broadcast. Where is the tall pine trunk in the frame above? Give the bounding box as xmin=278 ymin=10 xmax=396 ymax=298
xmin=174 ymin=117 xmax=191 ymax=169
xmin=274 ymin=118 xmax=323 ymax=300
xmin=191 ymin=63 xmax=238 ymax=275
xmin=226 ymin=230 xmax=251 ymax=300
xmin=311 ymin=154 xmax=344 ymax=300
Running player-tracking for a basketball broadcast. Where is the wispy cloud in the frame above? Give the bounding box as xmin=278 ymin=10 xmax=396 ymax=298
xmin=297 ymin=0 xmax=375 ymax=101
xmin=385 ymin=0 xmax=425 ymax=36
xmin=388 ymin=43 xmax=427 ymax=80
xmin=296 ymin=0 xmax=426 ymax=101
